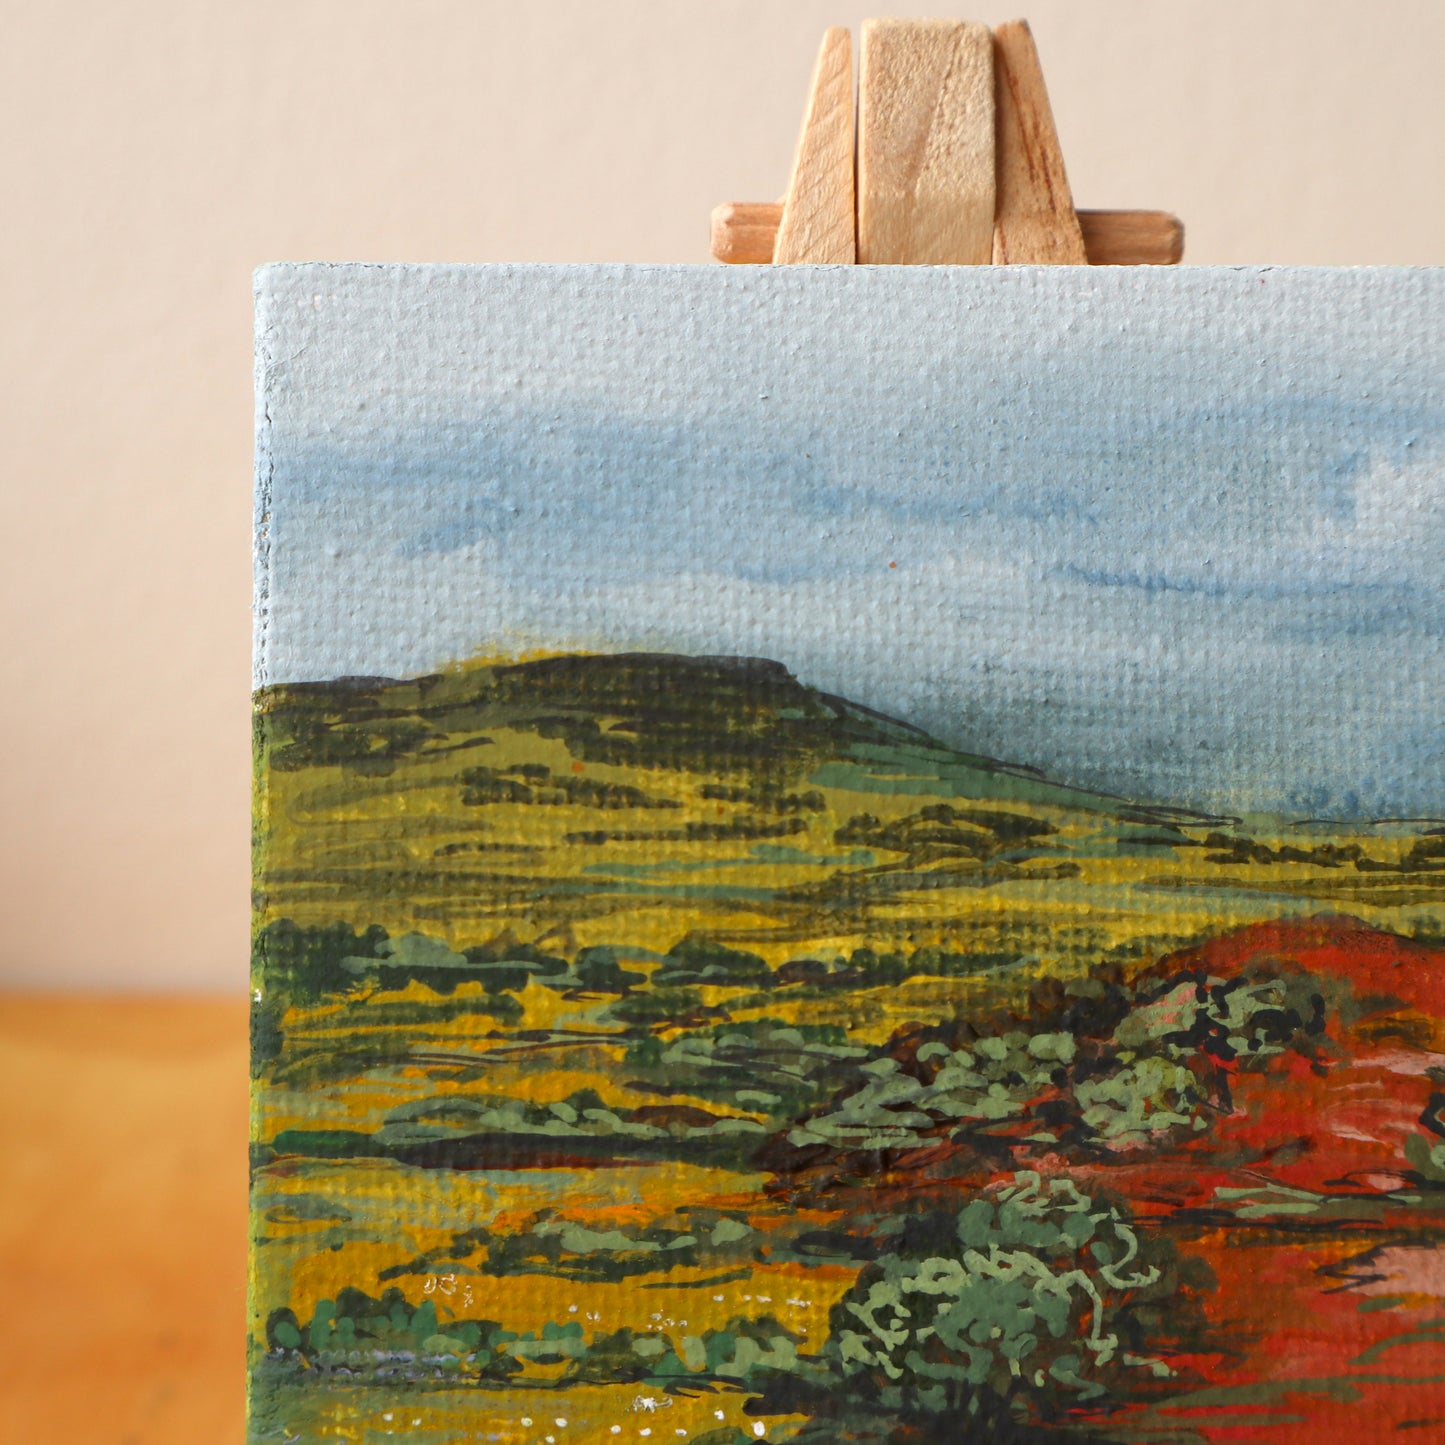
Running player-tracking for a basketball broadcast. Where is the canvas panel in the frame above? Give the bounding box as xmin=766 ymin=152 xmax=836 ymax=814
xmin=251 ymin=263 xmax=1445 ymax=1444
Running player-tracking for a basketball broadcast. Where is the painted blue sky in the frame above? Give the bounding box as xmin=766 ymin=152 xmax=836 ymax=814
xmin=255 ymin=264 xmax=1443 ymax=818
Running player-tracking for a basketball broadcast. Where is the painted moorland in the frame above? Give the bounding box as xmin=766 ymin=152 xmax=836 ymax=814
xmin=250 ymin=651 xmax=1445 ymax=1445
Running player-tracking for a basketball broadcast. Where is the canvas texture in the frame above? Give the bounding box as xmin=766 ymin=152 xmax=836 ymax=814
xmin=251 ymin=263 xmax=1445 ymax=1444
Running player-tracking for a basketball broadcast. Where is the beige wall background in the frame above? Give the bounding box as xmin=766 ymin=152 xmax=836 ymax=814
xmin=2 ymin=1 xmax=1441 ymax=991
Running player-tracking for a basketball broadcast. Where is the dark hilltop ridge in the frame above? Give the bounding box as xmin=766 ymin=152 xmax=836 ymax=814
xmin=257 ymin=648 xmax=1226 ymax=827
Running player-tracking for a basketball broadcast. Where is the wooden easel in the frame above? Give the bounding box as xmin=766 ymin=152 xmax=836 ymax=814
xmin=711 ymin=19 xmax=1182 ymax=267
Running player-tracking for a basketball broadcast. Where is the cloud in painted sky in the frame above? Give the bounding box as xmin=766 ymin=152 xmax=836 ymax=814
xmin=256 ymin=264 xmax=1444 ymax=817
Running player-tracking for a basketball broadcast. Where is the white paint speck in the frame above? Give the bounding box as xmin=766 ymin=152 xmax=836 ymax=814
xmin=753 ymin=1426 xmax=766 ymax=1439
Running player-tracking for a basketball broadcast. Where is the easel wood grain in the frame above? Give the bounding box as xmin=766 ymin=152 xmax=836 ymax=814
xmin=712 ymin=17 xmax=1184 ymax=270
xmin=1078 ymin=208 xmax=1184 ymax=266
xmin=991 ymin=19 xmax=1086 ymax=264
xmin=774 ymin=26 xmax=856 ymax=264
xmin=711 ymin=202 xmax=788 ymax=266
xmin=713 ymin=204 xmax=1183 ymax=267
xmin=857 ymin=18 xmax=996 ymax=264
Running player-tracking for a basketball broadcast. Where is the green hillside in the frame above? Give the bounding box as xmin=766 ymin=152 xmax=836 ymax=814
xmin=258 ymin=650 xmax=1217 ymax=819
xmin=252 ymin=651 xmax=1438 ymax=974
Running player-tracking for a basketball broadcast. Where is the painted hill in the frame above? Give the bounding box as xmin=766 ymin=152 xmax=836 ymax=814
xmin=253 ymin=651 xmax=1443 ymax=967
xmin=257 ymin=650 xmax=1216 ymax=823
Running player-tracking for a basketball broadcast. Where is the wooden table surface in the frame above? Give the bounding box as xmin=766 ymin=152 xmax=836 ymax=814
xmin=0 ymin=994 xmax=249 ymax=1444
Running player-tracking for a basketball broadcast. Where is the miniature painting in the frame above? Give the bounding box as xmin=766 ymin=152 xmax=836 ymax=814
xmin=251 ymin=264 xmax=1445 ymax=1444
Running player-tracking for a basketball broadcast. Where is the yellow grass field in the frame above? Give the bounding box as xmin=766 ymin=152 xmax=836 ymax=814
xmin=249 ymin=653 xmax=1445 ymax=1445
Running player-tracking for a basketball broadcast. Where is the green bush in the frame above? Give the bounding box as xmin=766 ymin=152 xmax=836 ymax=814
xmin=607 ymin=985 xmax=713 ymax=1026
xmin=625 ymin=1019 xmax=868 ymax=1122
xmin=824 ymin=1173 xmax=1172 ymax=1429
xmin=559 ymin=946 xmax=647 ymax=995
xmin=253 ymin=918 xmax=388 ymax=1003
xmin=264 ymin=1286 xmax=518 ymax=1381
xmin=654 ymin=936 xmax=772 ymax=987
xmin=562 ymin=1315 xmax=804 ymax=1388
xmin=789 ymin=1033 xmax=1073 ymax=1154
xmin=782 ymin=960 xmax=1333 ymax=1166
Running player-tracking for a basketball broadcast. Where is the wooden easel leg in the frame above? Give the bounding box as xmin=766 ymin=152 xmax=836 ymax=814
xmin=710 ymin=22 xmax=1184 ymax=269
xmin=992 ymin=19 xmax=1087 ymax=264
xmin=774 ymin=27 xmax=856 ymax=265
xmin=857 ymin=18 xmax=996 ymax=265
